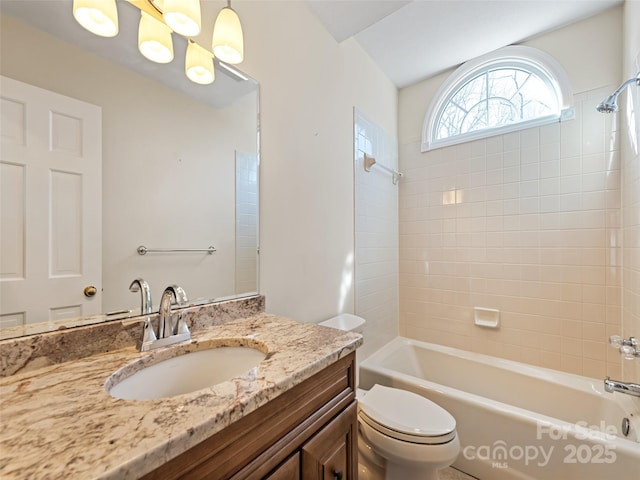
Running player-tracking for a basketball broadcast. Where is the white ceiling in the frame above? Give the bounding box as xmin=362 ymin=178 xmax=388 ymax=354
xmin=305 ymin=0 xmax=623 ymax=88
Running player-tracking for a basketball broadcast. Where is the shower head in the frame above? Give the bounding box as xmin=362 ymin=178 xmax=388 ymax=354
xmin=596 ymin=94 xmax=619 ymax=113
xmin=596 ymin=74 xmax=640 ymax=113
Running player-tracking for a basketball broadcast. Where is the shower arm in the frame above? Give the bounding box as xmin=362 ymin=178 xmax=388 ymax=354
xmin=610 ymin=75 xmax=640 ymax=98
xmin=597 ymin=73 xmax=640 ymax=113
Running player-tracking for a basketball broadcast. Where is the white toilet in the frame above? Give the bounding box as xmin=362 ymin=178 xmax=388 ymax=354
xmin=319 ymin=314 xmax=460 ymax=480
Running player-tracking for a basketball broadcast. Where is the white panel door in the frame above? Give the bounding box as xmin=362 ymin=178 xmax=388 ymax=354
xmin=0 ymin=75 xmax=102 ymax=327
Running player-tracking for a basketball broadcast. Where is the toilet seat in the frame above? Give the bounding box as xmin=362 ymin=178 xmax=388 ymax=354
xmin=358 ymin=384 xmax=456 ymax=445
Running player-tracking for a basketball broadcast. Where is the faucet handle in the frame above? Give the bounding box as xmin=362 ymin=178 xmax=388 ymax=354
xmin=609 ymin=335 xmax=638 ymax=347
xmin=610 ymin=335 xmax=640 ymax=359
xmin=173 ymin=309 xmax=190 ymax=336
xmin=609 ymin=335 xmax=622 ymax=348
xmin=620 ymin=345 xmax=637 ymax=360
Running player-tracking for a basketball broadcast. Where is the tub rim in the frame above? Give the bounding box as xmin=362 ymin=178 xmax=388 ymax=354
xmin=359 ymin=336 xmax=640 ymax=447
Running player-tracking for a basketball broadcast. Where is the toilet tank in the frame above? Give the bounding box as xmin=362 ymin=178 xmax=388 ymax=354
xmin=320 ymin=314 xmax=365 ymax=388
xmin=319 ymin=313 xmax=365 ymax=334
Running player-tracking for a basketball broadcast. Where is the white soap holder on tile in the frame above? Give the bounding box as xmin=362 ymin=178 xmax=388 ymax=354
xmin=474 ymin=307 xmax=500 ymax=328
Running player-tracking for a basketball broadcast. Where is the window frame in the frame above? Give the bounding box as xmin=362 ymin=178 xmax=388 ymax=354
xmin=422 ymin=46 xmax=574 ymax=152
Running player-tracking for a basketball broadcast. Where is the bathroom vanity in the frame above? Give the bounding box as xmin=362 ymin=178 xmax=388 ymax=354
xmin=142 ymin=353 xmax=357 ymax=479
xmin=0 ymin=297 xmax=362 ymax=479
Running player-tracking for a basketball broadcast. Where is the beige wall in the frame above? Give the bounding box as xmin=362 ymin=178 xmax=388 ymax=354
xmin=1 ymin=1 xmax=398 ymax=330
xmin=397 ymin=7 xmax=627 ymax=378
xmin=237 ymin=1 xmax=398 ymax=323
xmin=622 ymin=0 xmax=640 ymax=383
xmin=399 ymin=6 xmax=623 ymax=145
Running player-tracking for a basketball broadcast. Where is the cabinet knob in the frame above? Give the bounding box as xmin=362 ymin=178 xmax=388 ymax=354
xmin=333 ymin=470 xmax=343 ymax=480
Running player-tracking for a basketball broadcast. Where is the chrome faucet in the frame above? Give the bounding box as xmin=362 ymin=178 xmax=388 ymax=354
xmin=609 ymin=336 xmax=640 ymax=359
xmin=604 ymin=377 xmax=640 ymax=398
xmin=140 ymin=284 xmax=190 ymax=351
xmin=157 ymin=285 xmax=188 ymax=339
xmin=129 ymin=278 xmax=153 ymax=315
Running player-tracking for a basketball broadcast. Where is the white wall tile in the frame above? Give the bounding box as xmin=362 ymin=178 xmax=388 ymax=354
xmin=503 ymin=132 xmax=520 ymax=151
xmin=540 ymin=142 xmax=561 ymax=162
xmin=355 ymin=109 xmax=399 ymax=361
xmin=620 ymin=67 xmax=640 ymax=381
xmin=398 ymin=89 xmax=622 ymax=378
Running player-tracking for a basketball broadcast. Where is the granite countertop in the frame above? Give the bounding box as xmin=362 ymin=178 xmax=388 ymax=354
xmin=0 ymin=314 xmax=362 ymax=479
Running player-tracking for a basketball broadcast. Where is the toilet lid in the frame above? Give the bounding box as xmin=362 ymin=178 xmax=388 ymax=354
xmin=358 ymin=384 xmax=456 ymax=444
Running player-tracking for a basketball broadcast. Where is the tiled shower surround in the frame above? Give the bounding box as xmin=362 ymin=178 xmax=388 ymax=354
xmin=399 ymin=87 xmax=624 ymax=379
xmin=355 ymin=109 xmax=399 ymax=359
xmin=621 ymin=79 xmax=640 ymax=381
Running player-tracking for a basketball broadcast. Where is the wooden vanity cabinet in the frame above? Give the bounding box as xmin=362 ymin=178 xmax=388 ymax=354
xmin=142 ymin=352 xmax=358 ymax=480
xmin=264 ymin=453 xmax=300 ymax=480
xmin=301 ymin=401 xmax=356 ymax=480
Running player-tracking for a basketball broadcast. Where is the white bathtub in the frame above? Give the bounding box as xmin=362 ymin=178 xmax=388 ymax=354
xmin=359 ymin=337 xmax=640 ymax=480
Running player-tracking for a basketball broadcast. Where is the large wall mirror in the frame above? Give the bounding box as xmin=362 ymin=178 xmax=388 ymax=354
xmin=0 ymin=0 xmax=259 ymax=339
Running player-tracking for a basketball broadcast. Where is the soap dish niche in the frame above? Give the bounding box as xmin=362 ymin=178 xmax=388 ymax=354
xmin=474 ymin=307 xmax=500 ymax=328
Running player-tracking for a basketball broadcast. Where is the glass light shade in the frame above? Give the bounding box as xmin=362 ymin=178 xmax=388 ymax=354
xmin=211 ymin=7 xmax=244 ymax=65
xmin=138 ymin=12 xmax=174 ymax=64
xmin=185 ymin=42 xmax=215 ymax=85
xmin=163 ymin=0 xmax=201 ymax=37
xmin=73 ymin=0 xmax=118 ymax=37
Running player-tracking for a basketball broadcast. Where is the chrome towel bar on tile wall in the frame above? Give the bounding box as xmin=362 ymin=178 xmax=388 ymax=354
xmin=363 ymin=153 xmax=403 ymax=185
xmin=137 ymin=245 xmax=216 ymax=255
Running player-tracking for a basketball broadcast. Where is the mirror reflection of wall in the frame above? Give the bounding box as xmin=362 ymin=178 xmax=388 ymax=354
xmin=235 ymin=152 xmax=259 ymax=294
xmin=0 ymin=9 xmax=259 ymax=335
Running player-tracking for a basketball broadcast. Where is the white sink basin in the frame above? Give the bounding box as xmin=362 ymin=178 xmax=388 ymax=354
xmin=108 ymin=344 xmax=266 ymax=400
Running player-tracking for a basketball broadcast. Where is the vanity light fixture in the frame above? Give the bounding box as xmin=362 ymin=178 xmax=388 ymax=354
xmin=162 ymin=0 xmax=201 ymax=37
xmin=186 ymin=40 xmax=215 ymax=85
xmin=72 ymin=0 xmax=118 ymax=38
xmin=211 ymin=1 xmax=244 ymax=65
xmin=138 ymin=11 xmax=174 ymax=64
xmin=72 ymin=0 xmax=246 ymax=85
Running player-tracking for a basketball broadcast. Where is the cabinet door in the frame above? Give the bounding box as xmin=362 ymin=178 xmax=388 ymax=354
xmin=265 ymin=453 xmax=300 ymax=480
xmin=301 ymin=402 xmax=357 ymax=480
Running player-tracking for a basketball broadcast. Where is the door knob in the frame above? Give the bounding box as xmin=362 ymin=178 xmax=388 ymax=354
xmin=84 ymin=285 xmax=97 ymax=297
xmin=333 ymin=470 xmax=343 ymax=480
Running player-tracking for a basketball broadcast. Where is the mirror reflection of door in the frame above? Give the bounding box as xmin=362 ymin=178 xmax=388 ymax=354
xmin=1 ymin=76 xmax=102 ymax=328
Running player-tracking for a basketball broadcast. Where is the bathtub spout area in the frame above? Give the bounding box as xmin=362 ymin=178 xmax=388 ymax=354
xmin=604 ymin=377 xmax=640 ymax=397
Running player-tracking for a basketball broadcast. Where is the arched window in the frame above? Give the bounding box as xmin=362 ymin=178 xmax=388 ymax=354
xmin=422 ymin=46 xmax=574 ymax=151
